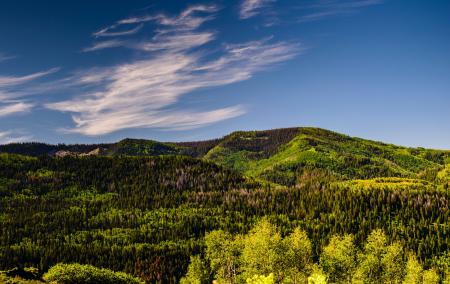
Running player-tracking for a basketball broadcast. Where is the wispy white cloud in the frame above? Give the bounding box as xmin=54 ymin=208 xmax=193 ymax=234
xmin=94 ymin=24 xmax=143 ymax=37
xmin=0 ymin=131 xmax=32 ymax=144
xmin=0 ymin=60 xmax=58 ymax=117
xmin=49 ymin=6 xmax=299 ymax=136
xmin=92 ymin=4 xmax=218 ymax=39
xmin=83 ymin=39 xmax=126 ymax=52
xmin=0 ymin=68 xmax=59 ymax=89
xmin=0 ymin=69 xmax=59 ymax=104
xmin=85 ymin=4 xmax=219 ymax=53
xmin=298 ymin=0 xmax=383 ymax=22
xmin=0 ymin=53 xmax=16 ymax=63
xmin=240 ymin=0 xmax=275 ymax=19
xmin=132 ymin=31 xmax=215 ymax=52
xmin=0 ymin=102 xmax=34 ymax=117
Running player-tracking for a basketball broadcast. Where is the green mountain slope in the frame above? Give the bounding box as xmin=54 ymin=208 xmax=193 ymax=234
xmin=203 ymin=127 xmax=449 ymax=186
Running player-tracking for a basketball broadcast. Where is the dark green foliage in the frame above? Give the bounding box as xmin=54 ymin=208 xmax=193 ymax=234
xmin=105 ymin=138 xmax=180 ymax=156
xmin=0 ymin=154 xmax=259 ymax=282
xmin=2 ymin=267 xmax=40 ymax=280
xmin=173 ymin=139 xmax=222 ymax=157
xmin=217 ymin=127 xmax=301 ymax=158
xmin=0 ymin=142 xmax=109 ymax=157
xmin=0 ymin=138 xmax=218 ymax=158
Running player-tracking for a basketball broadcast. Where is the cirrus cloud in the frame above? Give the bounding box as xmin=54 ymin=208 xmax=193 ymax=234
xmin=297 ymin=0 xmax=383 ymax=22
xmin=0 ymin=102 xmax=34 ymax=117
xmin=239 ymin=0 xmax=275 ymax=19
xmin=0 ymin=68 xmax=59 ymax=89
xmin=0 ymin=57 xmax=58 ymax=118
xmin=47 ymin=5 xmax=300 ymax=136
xmin=0 ymin=53 xmax=16 ymax=63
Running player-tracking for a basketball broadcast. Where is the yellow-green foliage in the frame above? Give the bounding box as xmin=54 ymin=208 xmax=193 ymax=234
xmin=26 ymin=169 xmax=57 ymax=179
xmin=42 ymin=263 xmax=144 ymax=284
xmin=308 ymin=266 xmax=327 ymax=284
xmin=204 ymin=219 xmax=312 ymax=283
xmin=0 ymin=274 xmax=42 ymax=284
xmin=204 ymin=230 xmax=241 ymax=283
xmin=333 ymin=177 xmax=435 ymax=191
xmin=187 ymin=221 xmax=445 ymax=284
xmin=403 ymin=254 xmax=423 ymax=284
xmin=320 ymin=235 xmax=356 ymax=283
xmin=0 ymin=153 xmax=36 ymax=167
xmin=422 ymin=269 xmax=440 ymax=284
xmin=180 ymin=256 xmax=210 ymax=284
xmin=241 ymin=219 xmax=282 ymax=277
xmin=352 ymin=229 xmax=404 ymax=284
xmin=246 ymin=273 xmax=274 ymax=284
xmin=204 ymin=146 xmax=254 ymax=172
xmin=437 ymin=164 xmax=450 ymax=188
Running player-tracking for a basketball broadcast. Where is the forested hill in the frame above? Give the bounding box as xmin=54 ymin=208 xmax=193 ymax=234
xmin=1 ymin=129 xmax=449 ymax=282
xmin=0 ymin=137 xmax=222 ymax=158
xmin=0 ymin=151 xmax=449 ymax=282
xmin=0 ymin=154 xmax=262 ymax=281
xmin=202 ymin=127 xmax=450 ymax=186
xmin=1 ymin=127 xmax=449 ymax=187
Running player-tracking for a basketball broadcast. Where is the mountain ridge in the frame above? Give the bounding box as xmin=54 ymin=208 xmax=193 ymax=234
xmin=1 ymin=127 xmax=449 ymax=187
xmin=1 ymin=127 xmax=448 ymax=155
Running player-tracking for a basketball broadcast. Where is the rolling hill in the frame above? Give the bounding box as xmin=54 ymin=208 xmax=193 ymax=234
xmin=2 ymin=127 xmax=448 ymax=187
xmin=202 ymin=127 xmax=450 ymax=186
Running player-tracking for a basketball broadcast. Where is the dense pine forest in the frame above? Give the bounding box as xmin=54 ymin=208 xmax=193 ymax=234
xmin=0 ymin=128 xmax=449 ymax=283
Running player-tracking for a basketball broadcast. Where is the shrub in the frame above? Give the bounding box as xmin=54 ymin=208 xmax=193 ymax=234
xmin=42 ymin=263 xmax=143 ymax=284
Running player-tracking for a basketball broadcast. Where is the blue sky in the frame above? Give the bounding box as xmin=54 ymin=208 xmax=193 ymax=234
xmin=0 ymin=0 xmax=449 ymax=148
